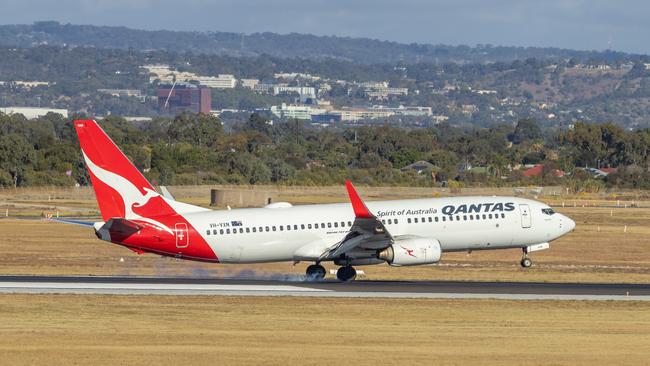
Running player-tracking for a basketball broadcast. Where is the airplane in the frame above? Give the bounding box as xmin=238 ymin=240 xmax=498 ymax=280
xmin=59 ymin=119 xmax=576 ymax=282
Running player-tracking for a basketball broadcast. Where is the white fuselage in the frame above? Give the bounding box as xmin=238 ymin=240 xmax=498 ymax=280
xmin=183 ymin=196 xmax=575 ymax=264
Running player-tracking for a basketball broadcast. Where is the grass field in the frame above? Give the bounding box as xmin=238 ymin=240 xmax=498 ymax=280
xmin=0 ymin=294 xmax=648 ymax=366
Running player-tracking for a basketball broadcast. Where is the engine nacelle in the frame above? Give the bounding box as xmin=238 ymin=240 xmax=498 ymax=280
xmin=377 ymin=238 xmax=442 ymax=266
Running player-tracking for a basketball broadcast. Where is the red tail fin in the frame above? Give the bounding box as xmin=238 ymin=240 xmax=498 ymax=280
xmin=74 ymin=120 xmax=155 ymax=221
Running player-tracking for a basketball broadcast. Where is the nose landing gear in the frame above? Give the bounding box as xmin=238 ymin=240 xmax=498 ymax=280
xmin=520 ymin=257 xmax=533 ymax=268
xmin=520 ymin=247 xmax=533 ymax=268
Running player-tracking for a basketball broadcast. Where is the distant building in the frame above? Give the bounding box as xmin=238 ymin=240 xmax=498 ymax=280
xmin=272 ymin=86 xmax=316 ymax=99
xmin=369 ymin=105 xmax=432 ymax=117
xmin=0 ymin=107 xmax=68 ymax=119
xmin=142 ymin=64 xmax=199 ymax=84
xmin=196 ymin=75 xmax=237 ymax=89
xmin=240 ymin=79 xmax=259 ymax=89
xmin=253 ymin=83 xmax=275 ymax=94
xmin=0 ymin=81 xmax=52 ymax=89
xmin=365 ymin=87 xmax=409 ymax=99
xmin=157 ymin=83 xmax=211 ymax=114
xmin=270 ymin=103 xmax=326 ymax=120
xmin=523 ymin=164 xmax=565 ymax=178
xmin=97 ymin=89 xmax=142 ymax=98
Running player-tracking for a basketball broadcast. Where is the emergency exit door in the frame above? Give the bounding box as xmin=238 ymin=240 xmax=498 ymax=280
xmin=519 ymin=204 xmax=532 ymax=228
xmin=175 ymin=223 xmax=189 ymax=248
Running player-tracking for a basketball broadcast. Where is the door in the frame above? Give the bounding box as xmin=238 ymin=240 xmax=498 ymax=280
xmin=519 ymin=204 xmax=532 ymax=228
xmin=175 ymin=223 xmax=189 ymax=248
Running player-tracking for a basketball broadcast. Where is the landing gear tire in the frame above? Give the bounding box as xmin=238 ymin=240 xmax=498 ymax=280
xmin=306 ymin=264 xmax=326 ymax=280
xmin=336 ymin=266 xmax=357 ymax=282
xmin=520 ymin=257 xmax=533 ymax=268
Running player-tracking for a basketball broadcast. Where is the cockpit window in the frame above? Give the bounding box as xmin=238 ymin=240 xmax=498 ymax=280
xmin=541 ymin=208 xmax=556 ymax=215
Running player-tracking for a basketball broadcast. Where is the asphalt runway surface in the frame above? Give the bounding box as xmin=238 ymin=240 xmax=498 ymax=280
xmin=1 ymin=275 xmax=649 ymax=301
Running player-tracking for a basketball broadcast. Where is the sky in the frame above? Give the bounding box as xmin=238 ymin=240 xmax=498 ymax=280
xmin=1 ymin=0 xmax=648 ymax=54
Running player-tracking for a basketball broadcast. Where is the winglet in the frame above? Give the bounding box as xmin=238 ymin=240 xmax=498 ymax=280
xmin=345 ymin=180 xmax=374 ymax=219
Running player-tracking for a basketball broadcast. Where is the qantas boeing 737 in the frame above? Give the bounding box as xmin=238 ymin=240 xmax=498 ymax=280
xmin=59 ymin=120 xmax=575 ymax=281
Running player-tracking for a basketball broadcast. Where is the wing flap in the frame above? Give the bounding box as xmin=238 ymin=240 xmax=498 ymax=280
xmin=320 ymin=181 xmax=394 ymax=261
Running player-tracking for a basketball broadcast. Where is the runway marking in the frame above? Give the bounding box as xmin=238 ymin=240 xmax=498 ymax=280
xmin=1 ymin=281 xmax=650 ymax=301
xmin=0 ymin=282 xmax=330 ymax=293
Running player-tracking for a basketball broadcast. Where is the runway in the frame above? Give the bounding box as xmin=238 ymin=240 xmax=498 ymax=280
xmin=1 ymin=275 xmax=649 ymax=301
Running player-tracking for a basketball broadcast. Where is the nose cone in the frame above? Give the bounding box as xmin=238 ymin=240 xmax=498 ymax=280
xmin=560 ymin=214 xmax=576 ymax=235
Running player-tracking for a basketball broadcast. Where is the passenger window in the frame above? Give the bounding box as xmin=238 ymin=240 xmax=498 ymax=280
xmin=239 ymin=228 xmax=243 ymax=233
xmin=341 ymin=221 xmax=345 ymax=227
xmin=334 ymin=222 xmax=338 ymax=228
xmin=407 ymin=218 xmax=412 ymax=224
xmin=450 ymin=216 xmax=454 ymax=221
xmin=482 ymin=214 xmax=487 ymax=219
xmin=348 ymin=221 xmax=352 ymax=226
xmin=388 ymin=219 xmax=392 ymax=225
xmin=206 ymin=230 xmax=210 ymax=235
xmin=501 ymin=213 xmax=505 ymax=219
xmin=435 ymin=217 xmax=439 ymax=222
xmin=456 ymin=215 xmax=460 ymax=221
xmin=246 ymin=228 xmax=250 ymax=233
xmin=442 ymin=216 xmax=446 ymax=222
xmin=321 ymin=223 xmax=325 ymax=228
xmin=226 ymin=228 xmax=230 ymax=234
xmin=327 ymin=222 xmax=332 ymax=228
xmin=265 ymin=226 xmax=270 ymax=232
xmin=428 ymin=217 xmax=432 ymax=223
xmin=414 ymin=218 xmax=418 ymax=223
xmin=259 ymin=227 xmax=263 ymax=232
xmin=315 ymin=223 xmax=319 ymax=229
xmin=252 ymin=227 xmax=257 ymax=233
xmin=308 ymin=224 xmax=312 ymax=229
xmin=294 ymin=225 xmax=298 ymax=230
xmin=279 ymin=226 xmax=284 ymax=231
xmin=301 ymin=224 xmax=305 ymax=230
xmin=394 ymin=219 xmax=398 ymax=224
xmin=220 ymin=229 xmax=224 ymax=235
xmin=489 ymin=214 xmax=493 ymax=219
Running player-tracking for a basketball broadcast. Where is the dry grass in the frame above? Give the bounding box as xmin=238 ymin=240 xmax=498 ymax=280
xmin=0 ymin=294 xmax=648 ymax=366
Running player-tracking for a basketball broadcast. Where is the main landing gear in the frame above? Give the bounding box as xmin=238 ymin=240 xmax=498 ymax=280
xmin=336 ymin=266 xmax=357 ymax=282
xmin=520 ymin=248 xmax=533 ymax=268
xmin=306 ymin=264 xmax=326 ymax=280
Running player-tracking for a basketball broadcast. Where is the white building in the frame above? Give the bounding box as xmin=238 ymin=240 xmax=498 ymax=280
xmin=365 ymin=87 xmax=409 ymax=99
xmin=253 ymin=83 xmax=275 ymax=93
xmin=196 ymin=75 xmax=237 ymax=89
xmin=141 ymin=64 xmax=199 ymax=84
xmin=369 ymin=105 xmax=432 ymax=117
xmin=0 ymin=81 xmax=52 ymax=89
xmin=270 ymin=103 xmax=326 ymax=120
xmin=97 ymin=89 xmax=142 ymax=97
xmin=240 ymin=79 xmax=259 ymax=89
xmin=272 ymin=86 xmax=316 ymax=98
xmin=0 ymin=107 xmax=68 ymax=119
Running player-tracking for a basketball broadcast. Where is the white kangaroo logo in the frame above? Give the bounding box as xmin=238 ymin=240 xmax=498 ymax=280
xmin=82 ymin=152 xmax=174 ymax=234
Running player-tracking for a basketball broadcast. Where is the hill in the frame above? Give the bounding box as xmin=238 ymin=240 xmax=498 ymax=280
xmin=0 ymin=21 xmax=640 ymax=64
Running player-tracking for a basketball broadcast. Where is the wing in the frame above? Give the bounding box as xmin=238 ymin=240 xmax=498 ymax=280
xmin=48 ymin=217 xmax=95 ymax=227
xmin=320 ymin=181 xmax=394 ymax=260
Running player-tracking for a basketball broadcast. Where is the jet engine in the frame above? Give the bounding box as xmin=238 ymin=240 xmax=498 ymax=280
xmin=377 ymin=238 xmax=442 ymax=266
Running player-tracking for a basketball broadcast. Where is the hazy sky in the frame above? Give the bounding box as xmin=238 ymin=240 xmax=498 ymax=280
xmin=1 ymin=0 xmax=648 ymax=54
